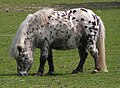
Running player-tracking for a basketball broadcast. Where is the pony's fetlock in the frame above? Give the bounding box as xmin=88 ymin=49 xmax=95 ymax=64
xmin=71 ymin=69 xmax=79 ymax=74
xmin=78 ymin=69 xmax=83 ymax=72
xmin=47 ymin=71 xmax=55 ymax=75
xmin=33 ymin=72 xmax=44 ymax=76
xmin=91 ymin=69 xmax=99 ymax=74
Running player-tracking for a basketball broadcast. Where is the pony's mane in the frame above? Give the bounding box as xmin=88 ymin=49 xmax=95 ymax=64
xmin=9 ymin=8 xmax=54 ymax=58
xmin=9 ymin=14 xmax=33 ymax=58
xmin=34 ymin=7 xmax=54 ymax=25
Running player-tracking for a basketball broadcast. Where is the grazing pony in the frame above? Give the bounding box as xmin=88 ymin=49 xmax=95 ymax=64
xmin=10 ymin=8 xmax=108 ymax=76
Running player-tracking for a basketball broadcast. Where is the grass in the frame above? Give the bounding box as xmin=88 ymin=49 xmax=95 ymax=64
xmin=0 ymin=1 xmax=120 ymax=88
xmin=0 ymin=0 xmax=119 ymax=5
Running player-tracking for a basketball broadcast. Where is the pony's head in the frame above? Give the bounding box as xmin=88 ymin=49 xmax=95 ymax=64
xmin=16 ymin=44 xmax=33 ymax=76
xmin=9 ymin=13 xmax=34 ymax=76
xmin=10 ymin=8 xmax=54 ymax=76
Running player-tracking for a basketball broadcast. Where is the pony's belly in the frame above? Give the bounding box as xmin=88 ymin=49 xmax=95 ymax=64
xmin=51 ymin=38 xmax=77 ymax=50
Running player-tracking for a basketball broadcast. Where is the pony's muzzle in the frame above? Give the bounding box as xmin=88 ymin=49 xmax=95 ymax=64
xmin=18 ymin=71 xmax=28 ymax=76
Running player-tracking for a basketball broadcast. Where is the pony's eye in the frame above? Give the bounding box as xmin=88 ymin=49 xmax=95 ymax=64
xmin=25 ymin=54 xmax=29 ymax=60
xmin=23 ymin=53 xmax=28 ymax=57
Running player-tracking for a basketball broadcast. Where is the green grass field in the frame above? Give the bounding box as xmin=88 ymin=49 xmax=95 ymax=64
xmin=0 ymin=0 xmax=120 ymax=5
xmin=0 ymin=0 xmax=120 ymax=88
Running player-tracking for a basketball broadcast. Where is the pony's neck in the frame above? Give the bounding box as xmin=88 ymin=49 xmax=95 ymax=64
xmin=24 ymin=32 xmax=35 ymax=52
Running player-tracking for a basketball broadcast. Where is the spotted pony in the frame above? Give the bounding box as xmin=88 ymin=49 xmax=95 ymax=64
xmin=10 ymin=8 xmax=108 ymax=76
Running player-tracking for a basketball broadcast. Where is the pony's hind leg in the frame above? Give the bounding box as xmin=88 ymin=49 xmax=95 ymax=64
xmin=87 ymin=40 xmax=100 ymax=73
xmin=47 ymin=48 xmax=55 ymax=75
xmin=90 ymin=50 xmax=100 ymax=73
xmin=72 ymin=46 xmax=88 ymax=74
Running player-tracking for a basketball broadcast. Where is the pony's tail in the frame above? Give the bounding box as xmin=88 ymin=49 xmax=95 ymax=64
xmin=97 ymin=17 xmax=108 ymax=72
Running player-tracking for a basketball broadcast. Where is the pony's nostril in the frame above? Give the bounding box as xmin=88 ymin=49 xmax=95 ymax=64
xmin=19 ymin=73 xmax=23 ymax=76
xmin=24 ymin=73 xmax=27 ymax=76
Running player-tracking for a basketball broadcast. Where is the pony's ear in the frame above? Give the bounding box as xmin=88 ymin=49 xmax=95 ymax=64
xmin=17 ymin=44 xmax=23 ymax=52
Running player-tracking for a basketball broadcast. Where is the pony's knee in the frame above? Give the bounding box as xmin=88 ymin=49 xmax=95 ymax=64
xmin=81 ymin=51 xmax=88 ymax=59
xmin=79 ymin=47 xmax=88 ymax=59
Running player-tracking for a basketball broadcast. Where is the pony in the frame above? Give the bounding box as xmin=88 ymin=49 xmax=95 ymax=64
xmin=10 ymin=7 xmax=108 ymax=76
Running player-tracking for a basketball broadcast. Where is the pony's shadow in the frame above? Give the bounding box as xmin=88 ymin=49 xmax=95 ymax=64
xmin=0 ymin=73 xmax=17 ymax=76
xmin=31 ymin=72 xmax=73 ymax=77
xmin=0 ymin=73 xmax=74 ymax=77
xmin=44 ymin=73 xmax=72 ymax=77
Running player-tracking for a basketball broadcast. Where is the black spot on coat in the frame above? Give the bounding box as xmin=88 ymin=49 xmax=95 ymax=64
xmin=89 ymin=39 xmax=94 ymax=45
xmin=81 ymin=8 xmax=88 ymax=12
xmin=73 ymin=10 xmax=77 ymax=13
xmin=94 ymin=28 xmax=98 ymax=31
xmin=85 ymin=26 xmax=87 ymax=28
xmin=68 ymin=10 xmax=72 ymax=15
xmin=41 ymin=25 xmax=44 ymax=27
xmin=72 ymin=17 xmax=76 ymax=20
xmin=88 ymin=21 xmax=91 ymax=23
xmin=92 ymin=14 xmax=96 ymax=19
xmin=81 ymin=18 xmax=84 ymax=21
xmin=92 ymin=22 xmax=96 ymax=26
xmin=48 ymin=15 xmax=52 ymax=19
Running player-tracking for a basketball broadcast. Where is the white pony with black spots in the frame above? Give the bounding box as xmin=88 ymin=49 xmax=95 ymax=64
xmin=10 ymin=8 xmax=108 ymax=76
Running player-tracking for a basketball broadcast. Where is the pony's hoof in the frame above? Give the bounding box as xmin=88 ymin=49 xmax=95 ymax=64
xmin=32 ymin=72 xmax=44 ymax=76
xmin=32 ymin=73 xmax=36 ymax=76
xmin=91 ymin=69 xmax=99 ymax=74
xmin=47 ymin=71 xmax=55 ymax=76
xmin=71 ymin=69 xmax=78 ymax=74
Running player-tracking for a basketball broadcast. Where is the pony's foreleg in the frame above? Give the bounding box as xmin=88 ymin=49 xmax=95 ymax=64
xmin=37 ymin=41 xmax=49 ymax=76
xmin=72 ymin=46 xmax=88 ymax=74
xmin=47 ymin=48 xmax=54 ymax=75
